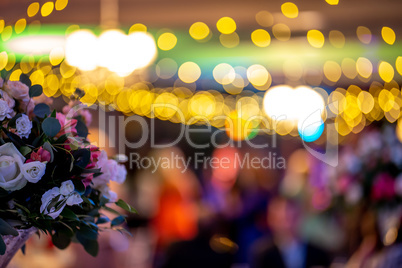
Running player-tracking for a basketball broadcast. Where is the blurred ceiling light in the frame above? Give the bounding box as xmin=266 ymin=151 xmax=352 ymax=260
xmin=263 ymin=85 xmax=325 ymax=141
xmin=65 ymin=29 xmax=157 ymax=76
xmin=7 ymin=35 xmax=65 ymax=55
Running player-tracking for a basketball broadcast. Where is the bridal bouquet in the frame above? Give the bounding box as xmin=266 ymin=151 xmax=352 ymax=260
xmin=0 ymin=75 xmax=134 ymax=257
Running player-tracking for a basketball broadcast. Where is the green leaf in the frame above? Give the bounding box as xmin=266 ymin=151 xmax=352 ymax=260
xmin=19 ymin=73 xmax=31 ymax=87
xmin=103 ymin=206 xmax=121 ymax=215
xmin=111 ymin=215 xmax=126 ymax=227
xmin=7 ymin=113 xmax=22 ymax=129
xmin=76 ymin=234 xmax=99 ymax=257
xmin=0 ymin=218 xmax=18 ymax=236
xmin=29 ymin=84 xmax=43 ymax=98
xmin=52 ymin=232 xmax=71 ymax=249
xmin=60 ymin=208 xmax=78 ymax=220
xmin=42 ymin=117 xmax=61 ymax=138
xmin=33 ymin=103 xmax=51 ymax=118
xmin=115 ymin=199 xmax=137 ymax=214
xmin=75 ymin=120 xmax=88 ymax=138
xmin=96 ymin=217 xmax=110 ymax=224
xmin=19 ymin=146 xmax=32 ymax=156
xmin=0 ymin=236 xmax=5 ymax=255
xmin=78 ymin=224 xmax=98 ymax=240
xmin=72 ymin=180 xmax=85 ymax=195
xmin=43 ymin=142 xmax=54 ymax=162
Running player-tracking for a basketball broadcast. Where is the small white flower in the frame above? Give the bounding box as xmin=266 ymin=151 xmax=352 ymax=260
xmin=40 ymin=187 xmax=65 ymax=219
xmin=60 ymin=180 xmax=75 ymax=196
xmin=66 ymin=192 xmax=83 ymax=206
xmin=115 ymin=164 xmax=127 ymax=184
xmin=21 ymin=161 xmax=46 ymax=183
xmin=0 ymin=99 xmax=13 ymax=121
xmin=16 ymin=114 xmax=32 ymax=139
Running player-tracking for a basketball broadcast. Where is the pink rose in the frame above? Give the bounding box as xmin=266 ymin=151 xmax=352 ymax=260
xmin=55 ymin=113 xmax=77 ymax=137
xmin=371 ymin=173 xmax=395 ymax=200
xmin=5 ymin=81 xmax=29 ymax=103
xmin=27 ymin=147 xmax=51 ymax=163
xmin=0 ymin=89 xmax=15 ymax=109
xmin=81 ymin=174 xmax=94 ymax=188
xmin=33 ymin=94 xmax=53 ymax=106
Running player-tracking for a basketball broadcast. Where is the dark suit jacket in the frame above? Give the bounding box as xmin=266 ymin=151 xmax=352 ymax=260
xmin=251 ymin=238 xmax=331 ymax=268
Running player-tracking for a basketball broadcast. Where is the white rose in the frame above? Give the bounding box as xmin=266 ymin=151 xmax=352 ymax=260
xmin=115 ymin=164 xmax=127 ymax=184
xmin=0 ymin=99 xmax=13 ymax=121
xmin=0 ymin=143 xmax=27 ymax=191
xmin=16 ymin=114 xmax=32 ymax=139
xmin=60 ymin=180 xmax=75 ymax=196
xmin=66 ymin=192 xmax=83 ymax=206
xmin=40 ymin=187 xmax=66 ymax=219
xmin=96 ymin=184 xmax=117 ymax=202
xmin=21 ymin=161 xmax=46 ymax=183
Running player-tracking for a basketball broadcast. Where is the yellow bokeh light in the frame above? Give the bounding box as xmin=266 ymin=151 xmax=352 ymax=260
xmin=189 ymin=22 xmax=210 ymax=40
xmin=325 ymin=0 xmax=339 ymax=5
xmin=378 ymin=61 xmax=394 ymax=83
xmin=153 ymin=92 xmax=179 ymax=120
xmin=9 ymin=69 xmax=22 ymax=81
xmin=255 ymin=11 xmax=274 ymax=27
xmin=357 ymin=91 xmax=374 ymax=114
xmin=356 ymin=57 xmax=372 ymax=78
xmin=216 ymin=17 xmax=236 ymax=34
xmin=30 ymin=70 xmax=45 ymax=85
xmin=329 ymin=30 xmax=345 ymax=48
xmin=213 ymin=63 xmax=235 ymax=85
xmin=129 ymin=23 xmax=147 ymax=34
xmin=49 ymin=47 xmax=65 ymax=66
xmin=356 ymin=26 xmax=371 ymax=44
xmin=397 ymin=118 xmax=402 ymax=143
xmin=323 ymin=61 xmax=342 ymax=82
xmin=341 ymin=58 xmax=357 ymax=79
xmin=307 ymin=30 xmax=325 ymax=48
xmin=281 ymin=2 xmax=298 ymax=18
xmin=5 ymin=53 xmax=15 ymax=71
xmin=378 ymin=89 xmax=395 ymax=112
xmin=272 ymin=23 xmax=291 ymax=41
xmin=381 ymin=26 xmax=396 ymax=45
xmin=20 ymin=55 xmax=35 ymax=73
xmin=27 ymin=2 xmax=40 ymax=17
xmin=247 ymin=64 xmax=269 ymax=87
xmin=219 ymin=32 xmax=239 ymax=48
xmin=251 ymin=29 xmax=271 ymax=47
xmin=157 ymin=32 xmax=177 ymax=51
xmin=1 ymin=26 xmax=12 ymax=42
xmin=223 ymin=74 xmax=245 ymax=95
xmin=60 ymin=61 xmax=76 ymax=78
xmin=14 ymin=19 xmax=26 ymax=34
xmin=55 ymin=0 xmax=68 ymax=11
xmin=178 ymin=62 xmax=201 ymax=83
xmin=41 ymin=2 xmax=54 ymax=17
xmin=189 ymin=92 xmax=216 ymax=118
xmin=0 ymin=20 xmax=4 ymax=33
xmin=396 ymin=57 xmax=402 ymax=76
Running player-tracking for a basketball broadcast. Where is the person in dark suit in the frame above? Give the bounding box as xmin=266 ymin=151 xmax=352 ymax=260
xmin=251 ymin=196 xmax=331 ymax=268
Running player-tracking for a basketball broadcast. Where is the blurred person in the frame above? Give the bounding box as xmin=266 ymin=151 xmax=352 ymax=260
xmin=251 ymin=196 xmax=331 ymax=268
xmin=160 ymin=206 xmax=235 ymax=268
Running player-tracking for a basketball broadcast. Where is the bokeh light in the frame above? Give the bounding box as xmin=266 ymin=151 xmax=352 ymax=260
xmin=41 ymin=2 xmax=54 ymax=17
xmin=157 ymin=32 xmax=177 ymax=51
xmin=307 ymin=30 xmax=325 ymax=48
xmin=381 ymin=26 xmax=396 ymax=45
xmin=281 ymin=2 xmax=299 ymax=19
xmin=189 ymin=22 xmax=210 ymax=40
xmin=216 ymin=17 xmax=236 ymax=34
xmin=178 ymin=62 xmax=201 ymax=83
xmin=272 ymin=23 xmax=291 ymax=41
xmin=251 ymin=29 xmax=271 ymax=47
